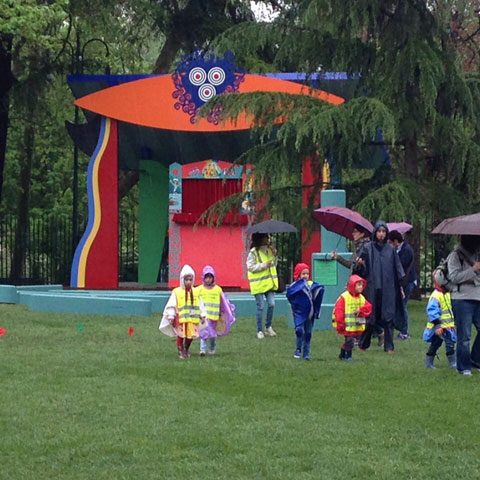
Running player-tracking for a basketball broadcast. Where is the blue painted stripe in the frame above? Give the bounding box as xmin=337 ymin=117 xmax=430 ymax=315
xmin=70 ymin=117 xmax=107 ymax=287
xmin=66 ymin=72 xmax=358 ymax=83
xmin=265 ymin=72 xmax=359 ymax=80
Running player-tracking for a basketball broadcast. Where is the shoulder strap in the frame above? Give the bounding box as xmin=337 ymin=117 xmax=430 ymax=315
xmin=453 ymin=248 xmax=472 ymax=266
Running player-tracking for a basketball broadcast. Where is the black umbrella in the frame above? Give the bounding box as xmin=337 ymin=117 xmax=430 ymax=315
xmin=246 ymin=219 xmax=298 ymax=234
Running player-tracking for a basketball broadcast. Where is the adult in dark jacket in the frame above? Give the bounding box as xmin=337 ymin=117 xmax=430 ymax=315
xmin=388 ymin=230 xmax=417 ymax=339
xmin=353 ymin=220 xmax=405 ymax=352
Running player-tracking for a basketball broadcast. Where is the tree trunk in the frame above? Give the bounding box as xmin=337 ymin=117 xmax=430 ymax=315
xmin=118 ymin=170 xmax=139 ymax=200
xmin=152 ymin=34 xmax=182 ymax=74
xmin=10 ymin=101 xmax=36 ymax=281
xmin=0 ymin=34 xmax=15 ymax=206
xmin=403 ymin=136 xmax=419 ymax=180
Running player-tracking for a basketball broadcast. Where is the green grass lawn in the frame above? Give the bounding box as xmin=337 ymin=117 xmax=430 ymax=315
xmin=1 ymin=300 xmax=480 ymax=479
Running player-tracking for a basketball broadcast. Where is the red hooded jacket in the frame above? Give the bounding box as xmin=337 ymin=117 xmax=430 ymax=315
xmin=333 ymin=274 xmax=372 ymax=336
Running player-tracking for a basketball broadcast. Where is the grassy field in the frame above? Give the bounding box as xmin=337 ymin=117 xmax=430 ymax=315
xmin=1 ymin=300 xmax=480 ymax=479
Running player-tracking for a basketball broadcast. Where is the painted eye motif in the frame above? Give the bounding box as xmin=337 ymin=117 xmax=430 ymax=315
xmin=189 ymin=67 xmax=207 ymax=85
xmin=198 ymin=83 xmax=216 ymax=102
xmin=208 ymin=67 xmax=226 ymax=86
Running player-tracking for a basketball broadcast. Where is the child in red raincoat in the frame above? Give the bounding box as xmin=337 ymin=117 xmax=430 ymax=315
xmin=332 ymin=274 xmax=372 ymax=361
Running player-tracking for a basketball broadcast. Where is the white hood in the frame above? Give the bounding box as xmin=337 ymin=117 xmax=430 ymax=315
xmin=179 ymin=264 xmax=195 ymax=288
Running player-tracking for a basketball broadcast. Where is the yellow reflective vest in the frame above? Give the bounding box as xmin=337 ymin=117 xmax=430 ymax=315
xmin=426 ymin=290 xmax=454 ymax=330
xmin=173 ymin=286 xmax=200 ymax=324
xmin=197 ymin=284 xmax=221 ymax=321
xmin=247 ymin=247 xmax=278 ymax=295
xmin=332 ymin=291 xmax=367 ymax=334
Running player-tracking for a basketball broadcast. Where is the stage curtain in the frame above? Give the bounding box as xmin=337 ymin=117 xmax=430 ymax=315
xmin=172 ymin=179 xmax=248 ymax=224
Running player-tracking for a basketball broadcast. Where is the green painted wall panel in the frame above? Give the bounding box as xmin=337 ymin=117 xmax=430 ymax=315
xmin=138 ymin=161 xmax=169 ymax=284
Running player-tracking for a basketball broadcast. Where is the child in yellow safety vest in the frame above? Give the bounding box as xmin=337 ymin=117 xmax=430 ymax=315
xmin=197 ymin=265 xmax=236 ymax=356
xmin=332 ymin=274 xmax=372 ymax=361
xmin=159 ymin=264 xmax=206 ymax=359
xmin=423 ymin=279 xmax=456 ymax=369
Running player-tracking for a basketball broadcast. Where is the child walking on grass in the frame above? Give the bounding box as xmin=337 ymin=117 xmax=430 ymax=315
xmin=286 ymin=263 xmax=324 ymax=360
xmin=423 ymin=277 xmax=456 ymax=369
xmin=332 ymin=275 xmax=372 ymax=361
xmin=159 ymin=264 xmax=206 ymax=359
xmin=197 ymin=265 xmax=235 ymax=356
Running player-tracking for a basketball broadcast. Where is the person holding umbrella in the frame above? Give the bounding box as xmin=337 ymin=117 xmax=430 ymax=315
xmin=246 ymin=233 xmax=279 ymax=338
xmin=446 ymin=235 xmax=480 ymax=375
xmin=246 ymin=220 xmax=298 ymax=339
xmin=431 ymin=214 xmax=480 ymax=374
xmin=312 ymin=206 xmax=373 ymax=273
xmin=331 ymin=225 xmax=370 ymax=272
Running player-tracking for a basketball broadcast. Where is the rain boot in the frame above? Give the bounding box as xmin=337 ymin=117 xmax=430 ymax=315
xmin=177 ymin=346 xmax=185 ymax=359
xmin=345 ymin=349 xmax=353 ymax=361
xmin=425 ymin=355 xmax=435 ymax=369
xmin=338 ymin=348 xmax=346 ymax=360
xmin=184 ymin=340 xmax=192 ymax=358
xmin=447 ymin=354 xmax=457 ymax=369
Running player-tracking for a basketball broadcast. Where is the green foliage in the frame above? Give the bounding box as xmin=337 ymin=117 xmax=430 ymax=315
xmin=355 ymin=178 xmax=424 ymax=225
xmin=212 ymin=21 xmax=283 ymax=72
xmin=0 ymin=0 xmax=68 ymax=53
xmin=202 ymin=0 xmax=480 ymax=231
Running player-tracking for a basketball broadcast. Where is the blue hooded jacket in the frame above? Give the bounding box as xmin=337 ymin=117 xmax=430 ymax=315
xmin=286 ymin=277 xmax=325 ymax=328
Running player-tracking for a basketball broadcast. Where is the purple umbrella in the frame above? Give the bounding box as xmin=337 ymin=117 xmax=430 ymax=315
xmin=387 ymin=222 xmax=412 ymax=234
xmin=431 ymin=212 xmax=480 ymax=235
xmin=312 ymin=206 xmax=373 ymax=240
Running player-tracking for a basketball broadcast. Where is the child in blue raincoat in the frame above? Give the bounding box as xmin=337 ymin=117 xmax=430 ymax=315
xmin=423 ymin=277 xmax=456 ymax=369
xmin=286 ymin=263 xmax=324 ymax=360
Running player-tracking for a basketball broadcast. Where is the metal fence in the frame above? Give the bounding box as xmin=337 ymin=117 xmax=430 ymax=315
xmin=0 ymin=215 xmax=168 ymax=285
xmin=0 ymin=214 xmax=447 ymax=290
xmin=118 ymin=216 xmax=138 ymax=283
xmin=271 ymin=232 xmax=301 ymax=291
xmin=0 ymin=216 xmax=72 ymax=285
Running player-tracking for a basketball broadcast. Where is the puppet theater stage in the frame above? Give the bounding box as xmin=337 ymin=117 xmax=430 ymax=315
xmin=6 ymin=52 xmax=387 ymax=322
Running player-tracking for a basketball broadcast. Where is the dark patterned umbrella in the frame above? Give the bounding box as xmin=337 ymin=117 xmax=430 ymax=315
xmin=312 ymin=206 xmax=373 ymax=240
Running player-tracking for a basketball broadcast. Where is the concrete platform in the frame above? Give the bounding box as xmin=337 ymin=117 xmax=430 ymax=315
xmin=0 ymin=284 xmax=333 ymax=329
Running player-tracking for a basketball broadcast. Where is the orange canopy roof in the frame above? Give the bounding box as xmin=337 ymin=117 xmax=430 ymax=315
xmin=75 ymin=73 xmax=344 ymax=132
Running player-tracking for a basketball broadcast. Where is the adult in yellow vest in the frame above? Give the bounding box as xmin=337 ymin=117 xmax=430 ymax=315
xmin=246 ymin=233 xmax=278 ymax=339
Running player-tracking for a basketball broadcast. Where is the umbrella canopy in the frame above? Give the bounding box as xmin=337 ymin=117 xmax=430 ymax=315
xmin=431 ymin=212 xmax=480 ymax=235
xmin=387 ymin=222 xmax=413 ymax=234
xmin=312 ymin=206 xmax=373 ymax=240
xmin=246 ymin=219 xmax=298 ymax=234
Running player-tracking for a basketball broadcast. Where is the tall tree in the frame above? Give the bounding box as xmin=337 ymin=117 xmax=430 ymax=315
xmin=0 ymin=33 xmax=14 ymax=205
xmin=0 ymin=0 xmax=67 ymax=207
xmin=202 ymin=0 xmax=480 ymax=229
